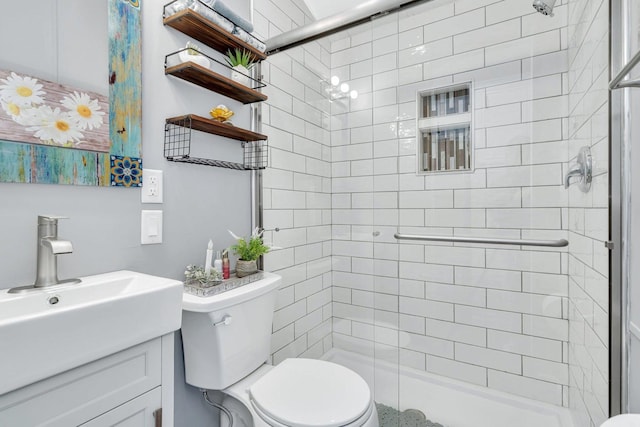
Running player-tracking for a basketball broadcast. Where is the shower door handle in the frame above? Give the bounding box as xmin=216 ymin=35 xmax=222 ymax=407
xmin=393 ymin=233 xmax=568 ymax=248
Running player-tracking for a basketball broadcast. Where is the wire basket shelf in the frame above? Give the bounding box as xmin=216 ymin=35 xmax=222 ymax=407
xmin=164 ymin=115 xmax=268 ymax=170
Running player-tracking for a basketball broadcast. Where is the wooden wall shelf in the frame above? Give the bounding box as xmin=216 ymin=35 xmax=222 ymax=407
xmin=165 ymin=62 xmax=267 ymax=104
xmin=163 ymin=3 xmax=268 ymax=171
xmin=166 ymin=114 xmax=267 ymax=141
xmin=164 ymin=9 xmax=267 ymax=61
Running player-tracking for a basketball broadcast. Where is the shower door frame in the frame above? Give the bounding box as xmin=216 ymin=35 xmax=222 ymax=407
xmin=258 ymin=0 xmax=626 ymax=418
xmin=610 ymin=0 xmax=629 ymax=416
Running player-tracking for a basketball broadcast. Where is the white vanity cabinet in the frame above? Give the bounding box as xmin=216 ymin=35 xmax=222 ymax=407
xmin=0 ymin=334 xmax=175 ymax=427
xmin=80 ymin=388 xmax=161 ymax=427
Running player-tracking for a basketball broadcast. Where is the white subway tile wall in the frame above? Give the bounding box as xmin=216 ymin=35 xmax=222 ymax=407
xmin=258 ymin=0 xmax=609 ymax=420
xmin=255 ymin=0 xmax=334 ymax=364
xmin=328 ymin=0 xmax=575 ymax=408
xmin=567 ymin=0 xmax=609 ymax=425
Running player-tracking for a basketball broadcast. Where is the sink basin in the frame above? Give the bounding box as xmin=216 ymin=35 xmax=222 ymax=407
xmin=0 ymin=270 xmax=183 ymax=395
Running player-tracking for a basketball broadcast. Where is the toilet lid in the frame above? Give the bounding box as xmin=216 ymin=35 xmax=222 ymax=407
xmin=249 ymin=358 xmax=371 ymax=427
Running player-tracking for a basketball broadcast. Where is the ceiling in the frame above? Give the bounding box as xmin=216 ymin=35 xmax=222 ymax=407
xmin=301 ymin=0 xmax=372 ymax=21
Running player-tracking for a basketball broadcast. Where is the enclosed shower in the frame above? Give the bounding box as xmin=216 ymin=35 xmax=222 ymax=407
xmin=254 ymin=0 xmax=614 ymax=425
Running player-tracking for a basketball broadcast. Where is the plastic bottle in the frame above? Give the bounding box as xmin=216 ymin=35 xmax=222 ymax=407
xmin=214 ymin=250 xmax=222 ymax=273
xmin=222 ymin=251 xmax=230 ymax=279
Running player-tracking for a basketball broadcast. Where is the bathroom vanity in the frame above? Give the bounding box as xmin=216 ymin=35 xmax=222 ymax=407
xmin=0 ymin=270 xmax=183 ymax=426
xmin=0 ymin=335 xmax=174 ymax=427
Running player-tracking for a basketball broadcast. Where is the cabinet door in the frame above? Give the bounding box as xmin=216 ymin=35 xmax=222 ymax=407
xmin=0 ymin=339 xmax=161 ymax=426
xmin=80 ymin=387 xmax=161 ymax=427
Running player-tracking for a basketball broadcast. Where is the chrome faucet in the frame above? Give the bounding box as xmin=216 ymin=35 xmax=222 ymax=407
xmin=35 ymin=215 xmax=80 ymax=287
xmin=9 ymin=216 xmax=80 ymax=293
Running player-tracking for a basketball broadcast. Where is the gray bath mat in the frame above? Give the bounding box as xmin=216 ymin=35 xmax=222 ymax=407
xmin=376 ymin=402 xmax=445 ymax=427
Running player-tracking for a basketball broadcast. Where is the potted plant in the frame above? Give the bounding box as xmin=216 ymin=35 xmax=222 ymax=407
xmin=184 ymin=264 xmax=222 ymax=288
xmin=225 ymin=48 xmax=255 ymax=87
xmin=229 ymin=228 xmax=269 ymax=277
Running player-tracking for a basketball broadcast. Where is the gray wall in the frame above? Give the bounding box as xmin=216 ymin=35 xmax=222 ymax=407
xmin=0 ymin=1 xmax=252 ymax=426
xmin=0 ymin=1 xmax=108 ymax=95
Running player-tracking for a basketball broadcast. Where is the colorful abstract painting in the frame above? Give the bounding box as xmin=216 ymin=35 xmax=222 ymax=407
xmin=0 ymin=0 xmax=141 ymax=187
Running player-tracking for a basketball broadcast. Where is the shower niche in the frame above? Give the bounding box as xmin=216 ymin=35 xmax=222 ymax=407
xmin=417 ymin=83 xmax=473 ymax=173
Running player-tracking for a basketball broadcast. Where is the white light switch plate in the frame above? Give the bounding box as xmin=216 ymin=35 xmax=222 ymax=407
xmin=142 ymin=169 xmax=163 ymax=203
xmin=141 ymin=210 xmax=163 ymax=244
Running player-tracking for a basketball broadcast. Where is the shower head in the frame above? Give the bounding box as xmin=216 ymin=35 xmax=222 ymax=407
xmin=532 ymin=0 xmax=556 ymax=16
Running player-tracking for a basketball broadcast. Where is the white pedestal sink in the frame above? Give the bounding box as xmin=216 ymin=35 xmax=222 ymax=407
xmin=0 ymin=270 xmax=183 ymax=395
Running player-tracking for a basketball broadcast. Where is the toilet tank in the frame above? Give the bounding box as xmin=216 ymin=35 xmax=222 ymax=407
xmin=181 ymin=272 xmax=281 ymax=390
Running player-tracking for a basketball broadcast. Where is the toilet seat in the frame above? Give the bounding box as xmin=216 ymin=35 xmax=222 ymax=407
xmin=601 ymin=414 xmax=640 ymax=427
xmin=249 ymin=358 xmax=372 ymax=427
xmin=251 ymin=396 xmax=375 ymax=427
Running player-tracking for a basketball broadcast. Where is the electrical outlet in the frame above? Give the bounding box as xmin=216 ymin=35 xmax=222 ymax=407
xmin=142 ymin=169 xmax=163 ymax=203
xmin=147 ymin=176 xmax=158 ymax=196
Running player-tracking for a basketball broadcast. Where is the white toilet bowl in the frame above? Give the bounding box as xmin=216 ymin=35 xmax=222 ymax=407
xmin=601 ymin=414 xmax=640 ymax=427
xmin=221 ymin=358 xmax=378 ymax=427
xmin=181 ymin=273 xmax=379 ymax=427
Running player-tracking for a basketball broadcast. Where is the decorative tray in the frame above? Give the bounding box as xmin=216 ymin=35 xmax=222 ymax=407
xmin=184 ymin=271 xmax=267 ymax=297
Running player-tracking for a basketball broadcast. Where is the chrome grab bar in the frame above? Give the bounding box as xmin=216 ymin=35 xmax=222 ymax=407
xmin=610 ymin=49 xmax=640 ymax=90
xmin=393 ymin=233 xmax=568 ymax=248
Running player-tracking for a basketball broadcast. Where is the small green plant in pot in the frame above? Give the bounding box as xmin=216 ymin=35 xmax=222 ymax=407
xmin=225 ymin=48 xmax=255 ymax=87
xmin=229 ymin=228 xmax=269 ymax=277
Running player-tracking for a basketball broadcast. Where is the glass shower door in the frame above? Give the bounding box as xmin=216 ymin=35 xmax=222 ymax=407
xmin=370 ymin=10 xmax=403 ymax=420
xmin=323 ymin=0 xmax=611 ymax=425
xmin=328 ymin=14 xmax=403 ymax=423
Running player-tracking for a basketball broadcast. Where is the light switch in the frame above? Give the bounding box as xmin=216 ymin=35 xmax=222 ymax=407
xmin=141 ymin=210 xmax=163 ymax=244
xmin=141 ymin=169 xmax=163 ymax=203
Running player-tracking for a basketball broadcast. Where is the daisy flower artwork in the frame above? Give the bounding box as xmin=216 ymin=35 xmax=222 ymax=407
xmin=0 ymin=70 xmax=110 ymax=152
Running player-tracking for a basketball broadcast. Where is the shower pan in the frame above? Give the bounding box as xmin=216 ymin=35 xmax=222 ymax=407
xmin=258 ymin=0 xmax=612 ymax=426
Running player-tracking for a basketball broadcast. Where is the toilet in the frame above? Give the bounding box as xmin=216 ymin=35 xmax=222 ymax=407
xmin=181 ymin=272 xmax=379 ymax=427
xmin=601 ymin=415 xmax=640 ymax=427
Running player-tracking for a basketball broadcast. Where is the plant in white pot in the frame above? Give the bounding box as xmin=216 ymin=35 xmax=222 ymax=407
xmin=225 ymin=48 xmax=255 ymax=87
xmin=229 ymin=228 xmax=269 ymax=277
